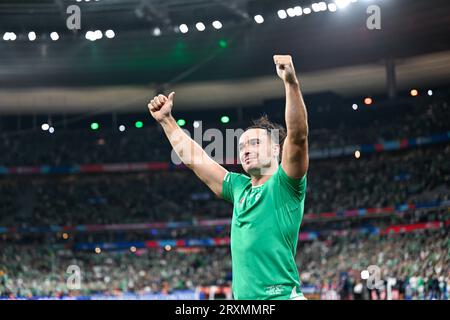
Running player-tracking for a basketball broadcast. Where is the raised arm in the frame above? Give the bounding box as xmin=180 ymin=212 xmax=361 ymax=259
xmin=148 ymin=92 xmax=228 ymax=197
xmin=273 ymin=55 xmax=309 ymax=179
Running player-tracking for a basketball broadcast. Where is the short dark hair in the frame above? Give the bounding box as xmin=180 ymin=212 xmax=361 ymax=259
xmin=245 ymin=115 xmax=286 ymax=162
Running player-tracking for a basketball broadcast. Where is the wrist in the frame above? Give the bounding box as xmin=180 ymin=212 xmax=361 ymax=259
xmin=284 ymin=79 xmax=300 ymax=88
xmin=159 ymin=115 xmax=176 ymax=127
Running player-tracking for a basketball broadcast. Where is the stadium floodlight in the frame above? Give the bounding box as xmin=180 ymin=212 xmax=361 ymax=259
xmin=28 ymin=31 xmax=36 ymax=41
xmin=335 ymin=0 xmax=351 ymax=9
xmin=212 ymin=20 xmax=223 ymax=30
xmin=41 ymin=123 xmax=50 ymax=131
xmin=196 ymin=22 xmax=206 ymax=32
xmin=318 ymin=2 xmax=328 ymax=11
xmin=152 ymin=27 xmax=161 ymax=36
xmin=94 ymin=30 xmax=103 ymax=40
xmin=220 ymin=116 xmax=230 ymax=124
xmin=287 ymin=8 xmax=296 ymax=17
xmin=312 ymin=3 xmax=321 ymax=12
xmin=85 ymin=31 xmax=94 ymax=41
xmin=105 ymin=29 xmax=115 ymax=39
xmin=328 ymin=3 xmax=338 ymax=12
xmin=294 ymin=6 xmax=303 ymax=16
xmin=277 ymin=9 xmax=287 ymax=19
xmin=50 ymin=32 xmax=59 ymax=41
xmin=303 ymin=7 xmax=312 ymax=15
xmin=254 ymin=15 xmax=264 ymax=24
xmin=179 ymin=24 xmax=189 ymax=34
xmin=218 ymin=39 xmax=227 ymax=48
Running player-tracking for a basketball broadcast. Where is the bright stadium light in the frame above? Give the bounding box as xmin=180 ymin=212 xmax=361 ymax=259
xmin=287 ymin=8 xmax=296 ymax=17
xmin=50 ymin=32 xmax=59 ymax=41
xmin=179 ymin=24 xmax=189 ymax=34
xmin=221 ymin=116 xmax=230 ymax=124
xmin=94 ymin=30 xmax=103 ymax=39
xmin=312 ymin=3 xmax=321 ymax=12
xmin=294 ymin=6 xmax=303 ymax=16
xmin=328 ymin=3 xmax=338 ymax=12
xmin=319 ymin=1 xmax=327 ymax=11
xmin=364 ymin=97 xmax=373 ymax=105
xmin=254 ymin=15 xmax=264 ymax=24
xmin=335 ymin=0 xmax=351 ymax=9
xmin=152 ymin=27 xmax=161 ymax=36
xmin=277 ymin=9 xmax=287 ymax=19
xmin=105 ymin=29 xmax=115 ymax=39
xmin=41 ymin=123 xmax=50 ymax=131
xmin=303 ymin=7 xmax=312 ymax=15
xmin=85 ymin=31 xmax=94 ymax=41
xmin=28 ymin=31 xmax=36 ymax=41
xmin=4 ymin=32 xmax=17 ymax=41
xmin=196 ymin=22 xmax=206 ymax=31
xmin=212 ymin=20 xmax=223 ymax=29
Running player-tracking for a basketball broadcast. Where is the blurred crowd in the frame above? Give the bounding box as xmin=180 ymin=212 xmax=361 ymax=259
xmin=1 ymin=229 xmax=448 ymax=299
xmin=0 ymin=143 xmax=448 ymax=227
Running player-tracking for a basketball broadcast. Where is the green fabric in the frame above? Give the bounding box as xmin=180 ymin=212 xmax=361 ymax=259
xmin=222 ymin=164 xmax=307 ymax=300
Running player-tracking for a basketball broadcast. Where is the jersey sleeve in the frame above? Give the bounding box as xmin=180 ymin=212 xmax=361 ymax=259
xmin=221 ymin=172 xmax=250 ymax=204
xmin=277 ymin=164 xmax=307 ymax=201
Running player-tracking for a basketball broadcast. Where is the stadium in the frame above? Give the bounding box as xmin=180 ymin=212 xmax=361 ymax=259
xmin=0 ymin=0 xmax=449 ymax=302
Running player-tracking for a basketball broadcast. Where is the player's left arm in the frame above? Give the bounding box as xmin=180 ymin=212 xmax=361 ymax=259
xmin=274 ymin=55 xmax=309 ymax=179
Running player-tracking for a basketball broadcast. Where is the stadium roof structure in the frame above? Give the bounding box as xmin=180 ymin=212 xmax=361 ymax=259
xmin=0 ymin=0 xmax=450 ymax=112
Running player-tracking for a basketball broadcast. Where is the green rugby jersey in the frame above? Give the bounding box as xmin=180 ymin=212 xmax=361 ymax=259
xmin=222 ymin=164 xmax=307 ymax=300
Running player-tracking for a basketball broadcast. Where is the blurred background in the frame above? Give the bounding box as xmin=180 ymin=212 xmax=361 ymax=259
xmin=0 ymin=0 xmax=449 ymax=300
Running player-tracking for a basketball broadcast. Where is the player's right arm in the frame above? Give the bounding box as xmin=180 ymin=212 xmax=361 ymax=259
xmin=147 ymin=92 xmax=228 ymax=198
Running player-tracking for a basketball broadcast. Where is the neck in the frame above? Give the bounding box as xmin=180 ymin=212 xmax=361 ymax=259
xmin=250 ymin=164 xmax=278 ymax=187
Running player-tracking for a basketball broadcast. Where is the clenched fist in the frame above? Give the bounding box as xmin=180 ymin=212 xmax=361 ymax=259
xmin=148 ymin=92 xmax=175 ymax=123
xmin=273 ymin=55 xmax=298 ymax=85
